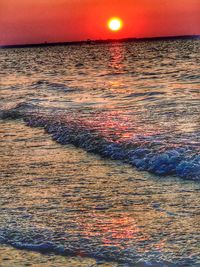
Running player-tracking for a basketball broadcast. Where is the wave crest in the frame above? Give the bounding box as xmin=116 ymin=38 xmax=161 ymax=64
xmin=1 ymin=103 xmax=200 ymax=180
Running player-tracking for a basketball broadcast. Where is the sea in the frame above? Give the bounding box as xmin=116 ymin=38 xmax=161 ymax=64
xmin=0 ymin=39 xmax=200 ymax=266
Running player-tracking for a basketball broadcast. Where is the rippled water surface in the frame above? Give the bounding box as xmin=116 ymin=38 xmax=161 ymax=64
xmin=0 ymin=39 xmax=200 ymax=266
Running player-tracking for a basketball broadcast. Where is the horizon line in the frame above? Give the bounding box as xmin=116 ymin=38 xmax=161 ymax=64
xmin=1 ymin=34 xmax=200 ymax=49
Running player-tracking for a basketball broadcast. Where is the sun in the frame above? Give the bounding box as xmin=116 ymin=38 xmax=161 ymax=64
xmin=108 ymin=17 xmax=123 ymax=32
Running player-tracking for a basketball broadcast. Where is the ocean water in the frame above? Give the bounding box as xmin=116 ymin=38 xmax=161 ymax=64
xmin=0 ymin=39 xmax=200 ymax=266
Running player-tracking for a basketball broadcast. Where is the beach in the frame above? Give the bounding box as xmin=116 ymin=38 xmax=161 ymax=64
xmin=0 ymin=39 xmax=200 ymax=266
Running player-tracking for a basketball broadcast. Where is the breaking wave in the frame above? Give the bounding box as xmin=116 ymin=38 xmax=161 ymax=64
xmin=1 ymin=102 xmax=200 ymax=181
xmin=0 ymin=226 xmax=190 ymax=267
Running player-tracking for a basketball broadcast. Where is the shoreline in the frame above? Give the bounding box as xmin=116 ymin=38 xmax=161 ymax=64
xmin=1 ymin=34 xmax=200 ymax=49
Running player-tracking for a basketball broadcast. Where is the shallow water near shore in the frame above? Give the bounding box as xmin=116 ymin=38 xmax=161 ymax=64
xmin=0 ymin=245 xmax=120 ymax=267
xmin=0 ymin=120 xmax=200 ymax=266
xmin=0 ymin=39 xmax=200 ymax=266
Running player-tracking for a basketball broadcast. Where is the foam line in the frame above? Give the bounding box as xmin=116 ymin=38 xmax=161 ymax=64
xmin=1 ymin=103 xmax=200 ymax=180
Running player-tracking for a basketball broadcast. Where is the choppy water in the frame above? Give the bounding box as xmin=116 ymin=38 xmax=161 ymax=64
xmin=0 ymin=39 xmax=200 ymax=266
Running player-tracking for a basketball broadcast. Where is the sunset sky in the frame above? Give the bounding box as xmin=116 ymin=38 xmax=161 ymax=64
xmin=0 ymin=0 xmax=200 ymax=45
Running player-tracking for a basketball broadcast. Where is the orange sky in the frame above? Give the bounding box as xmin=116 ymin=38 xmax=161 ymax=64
xmin=0 ymin=0 xmax=200 ymax=45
